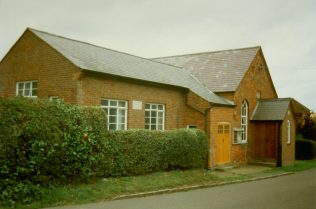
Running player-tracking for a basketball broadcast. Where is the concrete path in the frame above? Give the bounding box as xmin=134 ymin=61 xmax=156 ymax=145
xmin=44 ymin=167 xmax=316 ymax=209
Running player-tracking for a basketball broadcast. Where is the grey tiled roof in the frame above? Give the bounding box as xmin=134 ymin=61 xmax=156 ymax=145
xmin=153 ymin=47 xmax=260 ymax=92
xmin=29 ymin=28 xmax=233 ymax=106
xmin=250 ymin=99 xmax=291 ymax=121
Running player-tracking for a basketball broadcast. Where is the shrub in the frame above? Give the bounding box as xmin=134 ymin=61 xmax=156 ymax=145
xmin=0 ymin=97 xmax=208 ymax=205
xmin=295 ymin=139 xmax=316 ymax=160
xmin=0 ymin=97 xmax=107 ymax=205
xmin=100 ymin=129 xmax=208 ymax=176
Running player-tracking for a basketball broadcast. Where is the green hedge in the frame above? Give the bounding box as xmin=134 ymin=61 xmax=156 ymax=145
xmin=296 ymin=139 xmax=316 ymax=160
xmin=101 ymin=129 xmax=208 ymax=177
xmin=0 ymin=97 xmax=208 ymax=206
xmin=0 ymin=97 xmax=107 ymax=205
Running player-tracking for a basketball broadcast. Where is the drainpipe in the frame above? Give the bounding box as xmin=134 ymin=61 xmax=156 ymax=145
xmin=205 ymin=105 xmax=213 ymax=169
xmin=277 ymin=122 xmax=282 ymax=167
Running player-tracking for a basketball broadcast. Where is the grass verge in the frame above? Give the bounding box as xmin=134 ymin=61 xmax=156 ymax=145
xmin=5 ymin=169 xmax=221 ymax=209
xmin=4 ymin=160 xmax=316 ymax=209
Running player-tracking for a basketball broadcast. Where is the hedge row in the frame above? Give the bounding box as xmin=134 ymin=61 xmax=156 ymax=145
xmin=296 ymin=139 xmax=316 ymax=160
xmin=0 ymin=97 xmax=208 ymax=205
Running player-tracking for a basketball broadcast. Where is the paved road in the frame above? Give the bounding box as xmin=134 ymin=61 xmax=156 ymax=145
xmin=47 ymin=168 xmax=316 ymax=209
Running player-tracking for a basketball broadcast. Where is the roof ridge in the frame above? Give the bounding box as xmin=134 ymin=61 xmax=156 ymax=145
xmin=152 ymin=46 xmax=261 ymax=59
xmin=28 ymin=28 xmax=186 ymax=72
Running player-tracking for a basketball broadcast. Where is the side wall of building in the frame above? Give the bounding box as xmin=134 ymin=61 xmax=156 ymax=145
xmin=215 ymin=51 xmax=278 ymax=165
xmin=281 ymin=107 xmax=296 ymax=166
xmin=0 ymin=30 xmax=79 ymax=103
xmin=77 ymin=72 xmax=207 ymax=130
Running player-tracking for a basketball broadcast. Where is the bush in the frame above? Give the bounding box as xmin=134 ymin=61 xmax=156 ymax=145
xmin=296 ymin=139 xmax=316 ymax=160
xmin=99 ymin=129 xmax=208 ymax=177
xmin=0 ymin=97 xmax=107 ymax=205
xmin=0 ymin=97 xmax=208 ymax=205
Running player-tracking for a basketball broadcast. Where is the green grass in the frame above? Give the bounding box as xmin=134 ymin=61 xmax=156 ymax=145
xmin=266 ymin=160 xmax=316 ymax=173
xmin=5 ymin=160 xmax=316 ymax=209
xmin=7 ymin=169 xmax=220 ymax=209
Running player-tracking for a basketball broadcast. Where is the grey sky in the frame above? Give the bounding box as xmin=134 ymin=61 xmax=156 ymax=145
xmin=1 ymin=0 xmax=315 ymax=110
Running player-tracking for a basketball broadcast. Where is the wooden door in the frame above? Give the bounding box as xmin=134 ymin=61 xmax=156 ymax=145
xmin=253 ymin=123 xmax=276 ymax=159
xmin=216 ymin=123 xmax=231 ymax=165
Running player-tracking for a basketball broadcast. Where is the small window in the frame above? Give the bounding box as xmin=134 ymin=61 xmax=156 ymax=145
xmin=101 ymin=99 xmax=128 ymax=130
xmin=187 ymin=125 xmax=197 ymax=129
xmin=287 ymin=120 xmax=291 ymax=144
xmin=16 ymin=81 xmax=38 ymax=98
xmin=145 ymin=103 xmax=165 ymax=130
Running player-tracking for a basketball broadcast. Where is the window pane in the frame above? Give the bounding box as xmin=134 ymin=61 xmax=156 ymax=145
xmin=118 ymin=101 xmax=126 ymax=107
xmin=110 ymin=100 xmax=117 ymax=106
xmin=145 ymin=125 xmax=150 ymax=129
xmin=151 ymin=117 xmax=156 ymax=124
xmin=18 ymin=83 xmax=24 ymax=90
xmin=145 ymin=104 xmax=150 ymax=109
xmin=151 ymin=111 xmax=157 ymax=117
xmin=145 ymin=117 xmax=150 ymax=124
xmin=101 ymin=100 xmax=108 ymax=106
xmin=158 ymin=125 xmax=163 ymax=130
xmin=32 ymin=82 xmax=37 ymax=88
xmin=118 ymin=109 xmax=125 ymax=116
xmin=145 ymin=111 xmax=150 ymax=117
xmin=18 ymin=90 xmax=23 ymax=96
xmin=158 ymin=105 xmax=163 ymax=110
xmin=158 ymin=117 xmax=163 ymax=125
xmin=109 ymin=108 xmax=116 ymax=115
xmin=151 ymin=125 xmax=156 ymax=130
xmin=118 ymin=116 xmax=125 ymax=124
xmin=109 ymin=124 xmax=116 ymax=130
xmin=32 ymin=89 xmax=37 ymax=96
xmin=152 ymin=104 xmax=157 ymax=109
xmin=158 ymin=112 xmax=163 ymax=117
xmin=118 ymin=124 xmax=125 ymax=130
xmin=109 ymin=116 xmax=116 ymax=123
xmin=24 ymin=89 xmax=30 ymax=96
xmin=25 ymin=83 xmax=31 ymax=89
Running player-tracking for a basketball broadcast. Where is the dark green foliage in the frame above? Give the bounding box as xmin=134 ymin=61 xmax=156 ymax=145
xmin=296 ymin=139 xmax=316 ymax=160
xmin=0 ymin=97 xmax=107 ymax=205
xmin=0 ymin=97 xmax=208 ymax=206
xmin=101 ymin=129 xmax=208 ymax=177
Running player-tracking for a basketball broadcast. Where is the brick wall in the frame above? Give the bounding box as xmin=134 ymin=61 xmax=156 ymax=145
xmin=281 ymin=107 xmax=296 ymax=166
xmin=76 ymin=71 xmax=207 ymax=130
xmin=0 ymin=30 xmax=79 ymax=103
xmin=212 ymin=50 xmax=278 ymax=166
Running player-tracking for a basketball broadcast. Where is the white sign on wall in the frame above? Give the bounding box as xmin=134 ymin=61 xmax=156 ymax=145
xmin=132 ymin=100 xmax=142 ymax=110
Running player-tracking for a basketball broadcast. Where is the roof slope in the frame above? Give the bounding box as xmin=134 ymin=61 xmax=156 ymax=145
xmin=153 ymin=47 xmax=260 ymax=92
xmin=251 ymin=98 xmax=291 ymax=121
xmin=29 ymin=28 xmax=232 ymax=106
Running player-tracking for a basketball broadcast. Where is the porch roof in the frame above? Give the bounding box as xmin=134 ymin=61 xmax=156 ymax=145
xmin=250 ymin=98 xmax=291 ymax=121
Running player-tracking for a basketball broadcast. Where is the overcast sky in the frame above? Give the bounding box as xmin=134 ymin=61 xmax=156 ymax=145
xmin=1 ymin=0 xmax=315 ymax=110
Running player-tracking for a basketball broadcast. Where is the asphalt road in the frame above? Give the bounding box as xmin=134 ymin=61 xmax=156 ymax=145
xmin=47 ymin=168 xmax=316 ymax=209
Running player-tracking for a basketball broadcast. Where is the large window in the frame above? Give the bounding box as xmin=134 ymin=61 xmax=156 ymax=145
xmin=241 ymin=101 xmax=248 ymax=143
xmin=101 ymin=99 xmax=127 ymax=130
xmin=16 ymin=81 xmax=38 ymax=98
xmin=145 ymin=103 xmax=165 ymax=130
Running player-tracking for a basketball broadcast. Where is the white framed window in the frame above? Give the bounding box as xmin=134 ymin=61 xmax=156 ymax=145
xmin=101 ymin=99 xmax=128 ymax=130
xmin=145 ymin=103 xmax=165 ymax=130
xmin=287 ymin=120 xmax=291 ymax=144
xmin=233 ymin=128 xmax=244 ymax=144
xmin=241 ymin=101 xmax=248 ymax=143
xmin=16 ymin=80 xmax=38 ymax=98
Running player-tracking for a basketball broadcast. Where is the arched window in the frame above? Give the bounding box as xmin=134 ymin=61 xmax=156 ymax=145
xmin=287 ymin=120 xmax=291 ymax=144
xmin=241 ymin=101 xmax=248 ymax=143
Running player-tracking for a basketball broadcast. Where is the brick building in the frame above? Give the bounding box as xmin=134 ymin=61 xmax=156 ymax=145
xmin=0 ymin=28 xmax=297 ymax=167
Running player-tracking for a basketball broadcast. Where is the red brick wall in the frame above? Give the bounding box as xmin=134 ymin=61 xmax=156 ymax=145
xmin=0 ymin=30 xmax=79 ymax=103
xmin=212 ymin=50 xmax=278 ymax=166
xmin=76 ymin=72 xmax=207 ymax=130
